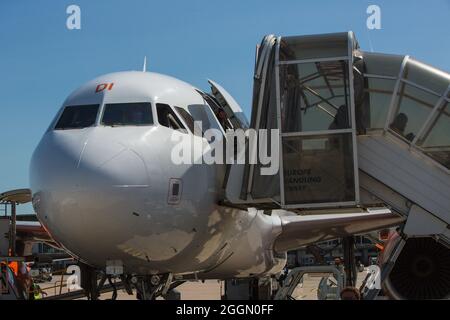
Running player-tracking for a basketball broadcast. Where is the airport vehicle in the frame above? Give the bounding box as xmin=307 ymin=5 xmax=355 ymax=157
xmin=28 ymin=32 xmax=450 ymax=299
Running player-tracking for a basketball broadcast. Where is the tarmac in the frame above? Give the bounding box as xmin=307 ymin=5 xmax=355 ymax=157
xmin=39 ymin=270 xmax=368 ymax=300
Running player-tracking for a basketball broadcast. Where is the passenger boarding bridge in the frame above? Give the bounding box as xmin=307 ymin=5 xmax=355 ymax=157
xmin=223 ymin=32 xmax=450 ymax=299
xmin=226 ymin=32 xmax=449 ymax=213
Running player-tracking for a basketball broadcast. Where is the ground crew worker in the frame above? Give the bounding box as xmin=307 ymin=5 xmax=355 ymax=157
xmin=8 ymin=261 xmax=18 ymax=276
xmin=31 ymin=283 xmax=46 ymax=300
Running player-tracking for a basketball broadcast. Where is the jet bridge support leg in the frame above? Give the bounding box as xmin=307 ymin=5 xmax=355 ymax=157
xmin=79 ymin=263 xmax=103 ymax=300
xmin=223 ymin=278 xmax=274 ymax=300
xmin=343 ymin=236 xmax=357 ymax=287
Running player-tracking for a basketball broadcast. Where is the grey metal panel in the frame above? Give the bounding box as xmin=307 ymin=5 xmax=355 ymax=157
xmin=403 ymin=205 xmax=448 ymax=236
xmin=358 ymin=134 xmax=450 ymax=223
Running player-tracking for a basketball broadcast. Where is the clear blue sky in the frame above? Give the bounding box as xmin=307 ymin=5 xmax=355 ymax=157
xmin=1 ymin=0 xmax=449 ymax=213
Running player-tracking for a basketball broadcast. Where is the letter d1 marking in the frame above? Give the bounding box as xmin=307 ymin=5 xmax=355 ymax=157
xmin=96 ymin=82 xmax=114 ymax=93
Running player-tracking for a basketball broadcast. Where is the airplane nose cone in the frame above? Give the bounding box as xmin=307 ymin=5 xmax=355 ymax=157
xmin=30 ymin=130 xmax=150 ymax=191
xmin=30 ymin=130 xmax=151 ymax=259
xmin=77 ymin=132 xmax=150 ymax=188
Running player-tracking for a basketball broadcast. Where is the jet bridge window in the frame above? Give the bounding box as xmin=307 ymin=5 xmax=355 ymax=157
xmin=361 ymin=52 xmax=404 ymax=130
xmin=365 ymin=78 xmax=396 ymax=129
xmin=389 ymin=84 xmax=440 ymax=141
xmin=280 ymin=60 xmax=351 ymax=132
xmin=278 ymin=59 xmax=357 ymax=205
xmin=417 ymin=101 xmax=450 ymax=169
xmin=54 ymin=104 xmax=99 ymax=130
xmin=156 ymin=104 xmax=186 ymax=132
xmin=279 ymin=34 xmax=348 ymax=61
xmin=101 ymin=102 xmax=153 ymax=126
xmin=362 ymin=53 xmax=450 ymax=170
xmin=282 ymin=134 xmax=355 ymax=204
xmin=388 ymin=59 xmax=446 ymax=143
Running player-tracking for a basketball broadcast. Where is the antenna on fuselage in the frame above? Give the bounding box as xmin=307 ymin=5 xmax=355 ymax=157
xmin=142 ymin=56 xmax=147 ymax=72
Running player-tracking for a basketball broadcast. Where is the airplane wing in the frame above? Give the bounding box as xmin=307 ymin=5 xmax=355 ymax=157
xmin=273 ymin=208 xmax=404 ymax=252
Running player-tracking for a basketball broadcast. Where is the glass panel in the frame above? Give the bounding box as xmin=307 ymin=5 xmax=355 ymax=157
xmin=279 ymin=60 xmax=350 ymax=132
xmin=418 ymin=102 xmax=450 ymax=169
xmin=390 ymin=83 xmax=439 ymax=141
xmin=282 ymin=133 xmax=355 ymax=204
xmin=362 ymin=52 xmax=404 ymax=77
xmin=404 ymin=59 xmax=450 ymax=95
xmin=156 ymin=103 xmax=186 ymax=131
xmin=250 ymin=67 xmax=280 ymax=201
xmin=203 ymin=94 xmax=233 ymax=130
xmin=187 ymin=103 xmax=224 ymax=133
xmin=55 ymin=104 xmax=99 ymax=130
xmin=365 ymin=78 xmax=396 ymax=128
xmin=174 ymin=106 xmax=202 ymax=136
xmin=102 ymin=102 xmax=153 ymax=126
xmin=280 ymin=33 xmax=348 ymax=61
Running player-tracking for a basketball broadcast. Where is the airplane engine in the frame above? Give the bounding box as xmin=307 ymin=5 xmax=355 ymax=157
xmin=382 ymin=234 xmax=450 ymax=300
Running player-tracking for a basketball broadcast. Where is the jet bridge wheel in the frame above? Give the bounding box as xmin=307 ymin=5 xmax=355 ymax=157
xmin=388 ymin=237 xmax=450 ymax=300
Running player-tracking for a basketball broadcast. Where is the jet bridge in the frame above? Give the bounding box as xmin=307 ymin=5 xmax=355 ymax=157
xmin=225 ymin=31 xmax=450 ymax=216
xmin=224 ymin=31 xmax=450 ymax=299
xmin=226 ymin=32 xmax=361 ymax=209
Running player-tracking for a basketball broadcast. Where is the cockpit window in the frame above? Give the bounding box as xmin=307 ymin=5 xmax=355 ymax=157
xmin=54 ymin=104 xmax=99 ymax=130
xmin=174 ymin=106 xmax=203 ymax=136
xmin=101 ymin=102 xmax=153 ymax=126
xmin=156 ymin=103 xmax=187 ymax=132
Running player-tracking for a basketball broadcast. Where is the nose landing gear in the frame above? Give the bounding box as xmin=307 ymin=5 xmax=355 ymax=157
xmin=79 ymin=264 xmax=183 ymax=300
xmin=134 ymin=273 xmax=174 ymax=300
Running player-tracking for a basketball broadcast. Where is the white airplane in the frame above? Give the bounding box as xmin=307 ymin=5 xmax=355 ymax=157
xmin=29 ymin=31 xmax=428 ymax=299
xmin=28 ymin=70 xmax=400 ymax=298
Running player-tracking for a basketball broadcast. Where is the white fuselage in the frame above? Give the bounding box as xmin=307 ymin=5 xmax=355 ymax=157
xmin=29 ymin=71 xmax=286 ymax=278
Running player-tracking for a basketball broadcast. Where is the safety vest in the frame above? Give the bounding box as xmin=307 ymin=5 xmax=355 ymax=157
xmin=8 ymin=262 xmax=18 ymax=276
xmin=32 ymin=285 xmax=43 ymax=300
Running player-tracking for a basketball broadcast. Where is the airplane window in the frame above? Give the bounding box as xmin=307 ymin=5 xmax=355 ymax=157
xmin=54 ymin=104 xmax=99 ymax=130
xmin=174 ymin=106 xmax=203 ymax=136
xmin=156 ymin=103 xmax=186 ymax=132
xmin=101 ymin=102 xmax=153 ymax=126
